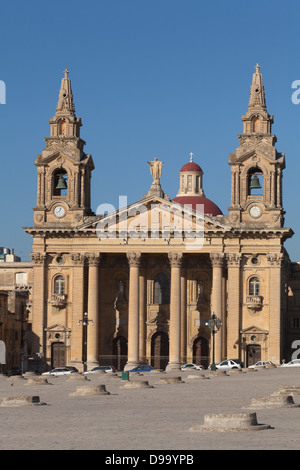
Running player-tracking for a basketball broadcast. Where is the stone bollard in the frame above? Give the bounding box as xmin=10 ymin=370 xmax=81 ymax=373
xmin=122 ymin=380 xmax=153 ymax=389
xmin=0 ymin=396 xmax=47 ymax=407
xmin=245 ymin=394 xmax=300 ymax=409
xmin=277 ymin=385 xmax=300 ymax=396
xmin=25 ymin=377 xmax=51 ymax=386
xmin=209 ymin=370 xmax=229 ymax=376
xmin=157 ymin=376 xmax=184 ymax=384
xmin=69 ymin=384 xmax=110 ymax=396
xmin=186 ymin=374 xmax=210 ymax=380
xmin=67 ymin=373 xmax=89 ymax=382
xmin=7 ymin=375 xmax=26 ymax=382
xmin=190 ymin=412 xmax=271 ymax=432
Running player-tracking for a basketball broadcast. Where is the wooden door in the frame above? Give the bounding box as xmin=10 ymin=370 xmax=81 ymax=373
xmin=247 ymin=344 xmax=261 ymax=367
xmin=51 ymin=342 xmax=66 ymax=368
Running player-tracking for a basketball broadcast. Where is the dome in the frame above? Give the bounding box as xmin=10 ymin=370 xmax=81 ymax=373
xmin=172 ymin=195 xmax=223 ymax=216
xmin=180 ymin=161 xmax=202 ymax=173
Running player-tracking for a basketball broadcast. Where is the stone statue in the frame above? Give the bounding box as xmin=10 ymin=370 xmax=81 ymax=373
xmin=147 ymin=158 xmax=163 ymax=184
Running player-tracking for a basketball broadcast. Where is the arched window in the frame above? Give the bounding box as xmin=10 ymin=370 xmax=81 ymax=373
xmin=251 ymin=115 xmax=261 ymax=133
xmin=249 ymin=277 xmax=260 ymax=296
xmin=153 ymin=273 xmax=170 ymax=305
xmin=54 ymin=276 xmax=65 ymax=295
xmin=58 ymin=119 xmax=67 ymax=136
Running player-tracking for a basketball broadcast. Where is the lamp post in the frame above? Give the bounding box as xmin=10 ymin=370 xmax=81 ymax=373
xmin=78 ymin=312 xmax=94 ymax=373
xmin=206 ymin=312 xmax=222 ymax=371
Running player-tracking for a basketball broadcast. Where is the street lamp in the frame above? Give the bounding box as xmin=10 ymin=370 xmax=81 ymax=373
xmin=78 ymin=312 xmax=94 ymax=372
xmin=206 ymin=312 xmax=222 ymax=371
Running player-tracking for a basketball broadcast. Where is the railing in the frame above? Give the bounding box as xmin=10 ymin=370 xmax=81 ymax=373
xmin=50 ymin=294 xmax=67 ymax=309
xmin=246 ymin=295 xmax=263 ymax=311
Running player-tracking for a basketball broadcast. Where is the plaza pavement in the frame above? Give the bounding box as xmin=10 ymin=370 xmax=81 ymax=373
xmin=0 ymin=366 xmax=300 ymax=450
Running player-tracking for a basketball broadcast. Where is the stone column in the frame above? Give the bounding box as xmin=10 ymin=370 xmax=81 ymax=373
xmin=210 ymin=253 xmax=224 ymax=364
xmin=226 ymin=253 xmax=242 ymax=359
xmin=86 ymin=253 xmax=101 ymax=367
xmin=139 ymin=268 xmax=146 ymax=363
xmin=124 ymin=252 xmax=141 ymax=371
xmin=166 ymin=252 xmax=183 ymax=371
xmin=180 ymin=269 xmax=187 ymax=362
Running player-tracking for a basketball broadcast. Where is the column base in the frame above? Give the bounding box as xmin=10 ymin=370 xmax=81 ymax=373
xmin=166 ymin=362 xmax=181 ymax=371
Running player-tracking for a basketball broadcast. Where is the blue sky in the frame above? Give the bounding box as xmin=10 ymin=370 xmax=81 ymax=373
xmin=1 ymin=0 xmax=300 ymax=261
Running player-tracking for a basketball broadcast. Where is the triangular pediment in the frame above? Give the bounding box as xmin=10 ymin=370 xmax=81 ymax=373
xmin=78 ymin=195 xmax=232 ymax=235
xmin=234 ymin=148 xmax=275 ymax=164
xmin=44 ymin=323 xmax=72 ymax=333
xmin=240 ymin=325 xmax=269 ymax=335
xmin=35 ymin=150 xmax=93 ymax=168
xmin=231 ymin=147 xmax=285 ymax=167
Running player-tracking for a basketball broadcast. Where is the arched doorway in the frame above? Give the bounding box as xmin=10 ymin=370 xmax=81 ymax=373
xmin=51 ymin=342 xmax=66 ymax=368
xmin=112 ymin=336 xmax=127 ymax=371
xmin=247 ymin=344 xmax=261 ymax=367
xmin=193 ymin=336 xmax=209 ymax=369
xmin=151 ymin=332 xmax=169 ymax=370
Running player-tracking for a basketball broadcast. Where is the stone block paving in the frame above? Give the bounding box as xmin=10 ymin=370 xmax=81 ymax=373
xmin=0 ymin=367 xmax=300 ymax=450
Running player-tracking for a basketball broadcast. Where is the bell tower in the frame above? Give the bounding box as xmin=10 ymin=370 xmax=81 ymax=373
xmin=228 ymin=64 xmax=285 ymax=228
xmin=33 ymin=69 xmax=95 ymax=227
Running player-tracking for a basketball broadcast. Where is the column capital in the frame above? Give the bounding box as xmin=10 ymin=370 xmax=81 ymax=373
xmin=266 ymin=253 xmax=283 ymax=266
xmin=226 ymin=253 xmax=242 ymax=267
xmin=70 ymin=252 xmax=86 ymax=265
xmin=210 ymin=252 xmax=224 ymax=268
xmin=127 ymin=252 xmax=141 ymax=268
xmin=31 ymin=252 xmax=47 ymax=265
xmin=168 ymin=252 xmax=183 ymax=268
xmin=86 ymin=253 xmax=101 ymax=267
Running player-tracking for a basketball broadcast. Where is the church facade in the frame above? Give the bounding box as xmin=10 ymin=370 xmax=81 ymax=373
xmin=24 ymin=65 xmax=297 ymax=372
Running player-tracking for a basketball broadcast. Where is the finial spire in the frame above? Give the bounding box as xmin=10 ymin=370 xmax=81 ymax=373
xmin=248 ymin=62 xmax=266 ymax=110
xmin=189 ymin=152 xmax=194 ymax=162
xmin=56 ymin=68 xmax=75 ymax=115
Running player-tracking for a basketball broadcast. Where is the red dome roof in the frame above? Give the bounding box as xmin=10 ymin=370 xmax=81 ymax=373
xmin=180 ymin=161 xmax=202 ymax=172
xmin=172 ymin=195 xmax=223 ymax=216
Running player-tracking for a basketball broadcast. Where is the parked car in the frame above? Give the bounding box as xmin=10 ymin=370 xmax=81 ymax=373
xmin=83 ymin=366 xmax=116 ymax=375
xmin=42 ymin=366 xmax=78 ymax=376
xmin=129 ymin=365 xmax=153 ymax=372
xmin=281 ymin=359 xmax=300 ymax=367
xmin=213 ymin=360 xmax=242 ymax=370
xmin=229 ymin=359 xmax=244 ymax=368
xmin=181 ymin=363 xmax=204 ymax=371
xmin=248 ymin=361 xmax=276 ymax=369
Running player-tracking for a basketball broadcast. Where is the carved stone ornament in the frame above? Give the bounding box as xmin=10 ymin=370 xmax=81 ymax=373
xmin=35 ymin=213 xmax=43 ymax=222
xmin=168 ymin=252 xmax=183 ymax=268
xmin=210 ymin=253 xmax=224 ymax=268
xmin=70 ymin=253 xmax=85 ymax=265
xmin=31 ymin=252 xmax=47 ymax=264
xmin=127 ymin=252 xmax=141 ymax=267
xmin=227 ymin=253 xmax=242 ymax=267
xmin=266 ymin=253 xmax=283 ymax=266
xmin=86 ymin=253 xmax=101 ymax=267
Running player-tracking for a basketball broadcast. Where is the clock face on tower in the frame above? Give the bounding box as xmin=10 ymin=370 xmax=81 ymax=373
xmin=54 ymin=205 xmax=66 ymax=218
xmin=249 ymin=205 xmax=262 ymax=219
